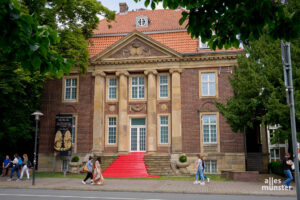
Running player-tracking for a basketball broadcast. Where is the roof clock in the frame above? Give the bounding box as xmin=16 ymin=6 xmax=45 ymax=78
xmin=136 ymin=16 xmax=149 ymax=27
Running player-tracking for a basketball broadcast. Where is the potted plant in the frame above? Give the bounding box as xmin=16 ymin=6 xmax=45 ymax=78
xmin=176 ymin=155 xmax=189 ymax=168
xmin=69 ymin=155 xmax=80 ymax=173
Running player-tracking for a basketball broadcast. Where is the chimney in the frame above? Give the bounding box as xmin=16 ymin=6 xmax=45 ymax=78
xmin=119 ymin=2 xmax=128 ymax=14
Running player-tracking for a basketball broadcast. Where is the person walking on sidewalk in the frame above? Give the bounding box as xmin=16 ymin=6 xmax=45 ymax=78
xmin=8 ymin=154 xmax=20 ymax=181
xmin=82 ymin=156 xmax=93 ymax=184
xmin=1 ymin=155 xmax=11 ymax=177
xmin=92 ymin=157 xmax=104 ymax=185
xmin=194 ymin=154 xmax=205 ymax=185
xmin=283 ymin=153 xmax=294 ymax=189
xmin=20 ymin=154 xmax=31 ymax=180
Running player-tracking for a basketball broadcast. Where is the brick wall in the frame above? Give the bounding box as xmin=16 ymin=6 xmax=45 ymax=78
xmin=181 ymin=68 xmax=244 ymax=153
xmin=39 ymin=73 xmax=94 ymax=154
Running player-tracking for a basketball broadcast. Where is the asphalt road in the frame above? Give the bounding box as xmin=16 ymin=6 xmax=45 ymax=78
xmin=0 ymin=188 xmax=295 ymax=200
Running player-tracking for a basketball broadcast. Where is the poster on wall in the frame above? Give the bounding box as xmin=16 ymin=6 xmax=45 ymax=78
xmin=54 ymin=114 xmax=73 ymax=156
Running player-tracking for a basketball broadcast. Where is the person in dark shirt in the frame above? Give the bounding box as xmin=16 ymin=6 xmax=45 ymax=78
xmin=283 ymin=153 xmax=294 ymax=188
xmin=1 ymin=155 xmax=11 ymax=177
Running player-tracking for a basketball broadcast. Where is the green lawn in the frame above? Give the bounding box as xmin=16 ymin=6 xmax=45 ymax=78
xmin=36 ymin=172 xmax=231 ymax=181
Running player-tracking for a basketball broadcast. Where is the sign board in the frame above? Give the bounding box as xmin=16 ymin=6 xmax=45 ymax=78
xmin=54 ymin=114 xmax=73 ymax=155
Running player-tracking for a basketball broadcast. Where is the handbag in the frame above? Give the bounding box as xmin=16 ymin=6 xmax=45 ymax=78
xmin=83 ymin=164 xmax=89 ymax=172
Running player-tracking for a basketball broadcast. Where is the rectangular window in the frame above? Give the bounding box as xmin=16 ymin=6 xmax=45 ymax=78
xmin=108 ymin=117 xmax=117 ymax=144
xmin=159 ymin=75 xmax=168 ymax=98
xmin=201 ymin=72 xmax=216 ymax=96
xmin=131 ymin=77 xmax=145 ymax=99
xmin=204 ymin=160 xmax=218 ymax=174
xmin=160 ymin=116 xmax=169 ymax=144
xmin=199 ymin=37 xmax=209 ymax=49
xmin=65 ymin=78 xmax=77 ymax=100
xmin=270 ymin=149 xmax=280 ymax=161
xmin=202 ymin=114 xmax=217 ymax=143
xmin=108 ymin=78 xmax=117 ymax=100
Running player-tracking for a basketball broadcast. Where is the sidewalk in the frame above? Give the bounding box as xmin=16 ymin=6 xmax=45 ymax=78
xmin=0 ymin=176 xmax=296 ymax=197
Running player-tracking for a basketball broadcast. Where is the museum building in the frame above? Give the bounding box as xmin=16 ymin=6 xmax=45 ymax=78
xmin=38 ymin=3 xmax=246 ymax=174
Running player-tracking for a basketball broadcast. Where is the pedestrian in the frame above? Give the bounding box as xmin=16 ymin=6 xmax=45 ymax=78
xmin=20 ymin=154 xmax=30 ymax=180
xmin=202 ymin=159 xmax=210 ymax=183
xmin=194 ymin=154 xmax=205 ymax=185
xmin=92 ymin=157 xmax=104 ymax=185
xmin=82 ymin=156 xmax=93 ymax=184
xmin=1 ymin=155 xmax=11 ymax=177
xmin=8 ymin=154 xmax=20 ymax=181
xmin=282 ymin=153 xmax=294 ymax=189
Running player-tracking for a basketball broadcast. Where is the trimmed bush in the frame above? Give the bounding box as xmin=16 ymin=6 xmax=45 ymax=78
xmin=179 ymin=155 xmax=187 ymax=163
xmin=269 ymin=161 xmax=284 ymax=176
xmin=71 ymin=155 xmax=79 ymax=162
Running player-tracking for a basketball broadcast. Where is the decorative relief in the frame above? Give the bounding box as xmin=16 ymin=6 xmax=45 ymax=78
xmin=123 ymin=42 xmax=151 ymax=57
xmin=160 ymin=104 xmax=168 ymax=111
xmin=109 ymin=105 xmax=116 ymax=112
xmin=108 ymin=39 xmax=168 ymax=59
xmin=130 ymin=104 xmax=146 ymax=112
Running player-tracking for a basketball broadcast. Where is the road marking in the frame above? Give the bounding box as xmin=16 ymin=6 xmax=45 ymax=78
xmin=0 ymin=193 xmax=164 ymax=200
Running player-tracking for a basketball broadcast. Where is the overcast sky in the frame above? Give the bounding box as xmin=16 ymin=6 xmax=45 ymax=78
xmin=100 ymin=0 xmax=164 ymax=12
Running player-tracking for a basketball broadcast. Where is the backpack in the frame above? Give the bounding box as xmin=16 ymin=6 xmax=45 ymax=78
xmin=18 ymin=157 xmax=23 ymax=165
xmin=27 ymin=160 xmax=32 ymax=168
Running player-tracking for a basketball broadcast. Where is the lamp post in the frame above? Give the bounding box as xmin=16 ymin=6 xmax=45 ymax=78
xmin=31 ymin=111 xmax=43 ymax=186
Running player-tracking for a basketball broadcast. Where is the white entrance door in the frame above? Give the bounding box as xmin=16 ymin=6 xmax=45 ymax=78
xmin=130 ymin=118 xmax=146 ymax=152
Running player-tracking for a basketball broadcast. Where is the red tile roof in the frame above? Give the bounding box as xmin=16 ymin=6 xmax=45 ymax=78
xmin=88 ymin=9 xmax=241 ymax=58
xmin=93 ymin=9 xmax=187 ymax=35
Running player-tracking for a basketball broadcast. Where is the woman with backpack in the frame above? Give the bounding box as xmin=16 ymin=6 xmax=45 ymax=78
xmin=20 ymin=154 xmax=31 ymax=180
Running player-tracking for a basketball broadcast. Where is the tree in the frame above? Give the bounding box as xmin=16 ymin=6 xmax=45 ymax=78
xmin=216 ymin=35 xmax=300 ymax=147
xmin=135 ymin=0 xmax=300 ymax=49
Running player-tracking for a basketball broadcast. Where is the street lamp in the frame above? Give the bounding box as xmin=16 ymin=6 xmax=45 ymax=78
xmin=31 ymin=111 xmax=43 ymax=185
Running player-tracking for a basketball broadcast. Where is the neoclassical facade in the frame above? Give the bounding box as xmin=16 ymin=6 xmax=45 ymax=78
xmin=38 ymin=7 xmax=245 ymax=174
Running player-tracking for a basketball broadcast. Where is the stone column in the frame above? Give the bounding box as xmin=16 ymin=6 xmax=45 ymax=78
xmin=92 ymin=71 xmax=106 ymax=156
xmin=170 ymin=69 xmax=182 ymax=153
xmin=116 ymin=71 xmax=129 ymax=153
xmin=144 ymin=70 xmax=158 ymax=153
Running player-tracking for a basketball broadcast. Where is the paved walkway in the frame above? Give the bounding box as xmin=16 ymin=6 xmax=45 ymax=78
xmin=0 ymin=176 xmax=295 ymax=197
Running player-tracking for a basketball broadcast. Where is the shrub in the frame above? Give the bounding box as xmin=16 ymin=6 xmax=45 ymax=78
xmin=179 ymin=155 xmax=187 ymax=163
xmin=71 ymin=155 xmax=79 ymax=162
xmin=269 ymin=161 xmax=284 ymax=176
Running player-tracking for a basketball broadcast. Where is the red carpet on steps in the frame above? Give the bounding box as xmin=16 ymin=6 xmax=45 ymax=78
xmin=102 ymin=152 xmax=160 ymax=178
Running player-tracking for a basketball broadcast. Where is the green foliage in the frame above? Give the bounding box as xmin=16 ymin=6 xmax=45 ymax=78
xmin=269 ymin=161 xmax=284 ymax=176
xmin=0 ymin=63 xmax=45 ymax=158
xmin=71 ymin=155 xmax=80 ymax=162
xmin=0 ymin=0 xmax=73 ymax=76
xmin=216 ymin=35 xmax=300 ymax=142
xmin=136 ymin=0 xmax=300 ymax=49
xmin=179 ymin=155 xmax=187 ymax=163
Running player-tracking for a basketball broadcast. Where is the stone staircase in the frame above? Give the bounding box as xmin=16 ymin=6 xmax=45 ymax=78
xmin=144 ymin=155 xmax=173 ymax=176
xmin=101 ymin=156 xmax=118 ymax=171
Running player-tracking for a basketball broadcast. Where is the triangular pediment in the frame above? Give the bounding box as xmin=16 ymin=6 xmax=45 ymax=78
xmin=90 ymin=30 xmax=182 ymax=62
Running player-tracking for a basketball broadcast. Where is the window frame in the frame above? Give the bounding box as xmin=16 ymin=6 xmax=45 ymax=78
xmin=204 ymin=160 xmax=218 ymax=174
xmin=136 ymin=15 xmax=149 ymax=27
xmin=105 ymin=115 xmax=118 ymax=146
xmin=158 ymin=74 xmax=170 ymax=99
xmin=200 ymin=112 xmax=220 ymax=153
xmin=106 ymin=76 xmax=118 ymax=101
xmin=160 ymin=116 xmax=169 ymax=144
xmin=270 ymin=148 xmax=280 ymax=161
xmin=202 ymin=114 xmax=217 ymax=144
xmin=107 ymin=117 xmax=117 ymax=144
xmin=62 ymin=76 xmax=79 ymax=102
xmin=199 ymin=70 xmax=218 ymax=98
xmin=129 ymin=75 xmax=147 ymax=101
xmin=198 ymin=37 xmax=209 ymax=49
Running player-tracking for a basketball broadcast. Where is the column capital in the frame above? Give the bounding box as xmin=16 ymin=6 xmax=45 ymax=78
xmin=144 ymin=70 xmax=158 ymax=76
xmin=116 ymin=70 xmax=129 ymax=77
xmin=169 ymin=68 xmax=182 ymax=74
xmin=92 ymin=71 xmax=106 ymax=77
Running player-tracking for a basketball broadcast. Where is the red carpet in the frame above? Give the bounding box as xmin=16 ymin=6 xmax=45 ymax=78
xmin=102 ymin=152 xmax=159 ymax=178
